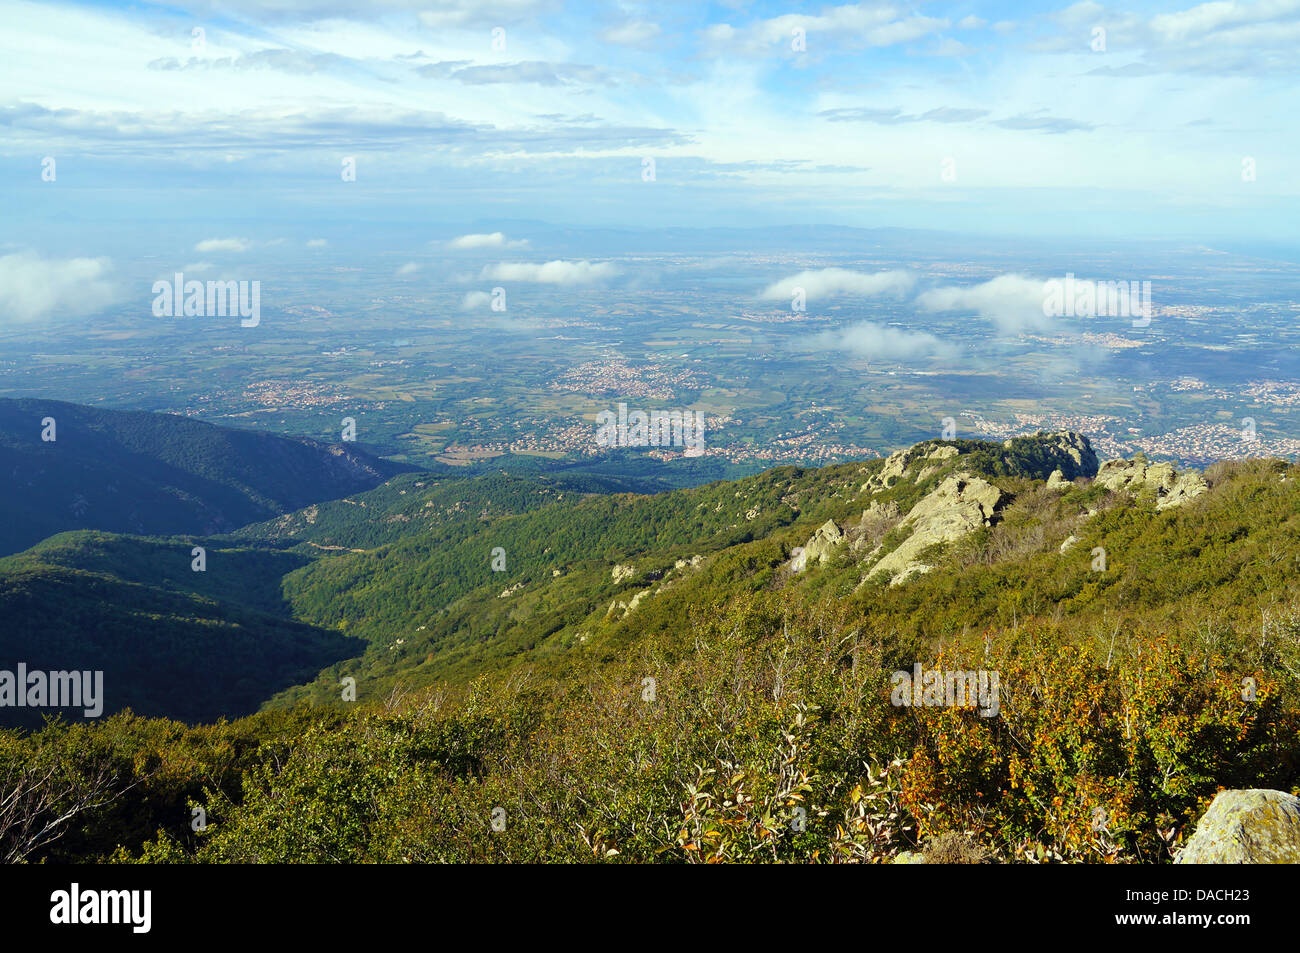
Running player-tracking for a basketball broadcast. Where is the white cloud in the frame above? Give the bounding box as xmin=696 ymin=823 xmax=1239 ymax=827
xmin=194 ymin=237 xmax=251 ymax=253
xmin=461 ymin=290 xmax=493 ymax=309
xmin=601 ymin=20 xmax=661 ymax=47
xmin=481 ymin=260 xmax=618 ymax=284
xmin=817 ymin=320 xmax=951 ymax=359
xmin=759 ymin=268 xmax=915 ymax=302
xmin=307 ymin=238 xmax=328 ymax=247
xmin=916 ymin=274 xmax=1051 ymax=332
xmin=705 ymin=6 xmax=949 ymax=53
xmin=0 ymin=252 xmax=118 ymax=323
xmin=1151 ymin=0 xmax=1300 ymax=40
xmin=396 ymin=262 xmax=422 ymax=275
xmin=447 ymin=232 xmax=528 ymax=250
xmin=416 ymin=0 xmax=549 ymax=29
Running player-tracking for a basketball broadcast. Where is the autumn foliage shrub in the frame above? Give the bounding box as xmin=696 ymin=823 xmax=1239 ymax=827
xmin=898 ymin=633 xmax=1295 ymax=862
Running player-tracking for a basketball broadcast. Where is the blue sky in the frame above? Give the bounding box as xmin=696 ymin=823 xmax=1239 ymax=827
xmin=2 ymin=0 xmax=1298 ymax=249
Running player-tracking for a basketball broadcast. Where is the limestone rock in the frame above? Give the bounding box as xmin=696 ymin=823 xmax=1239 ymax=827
xmin=852 ymin=501 xmax=902 ymax=552
xmin=1060 ymin=534 xmax=1078 ymax=553
xmin=1175 ymin=789 xmax=1300 ymax=864
xmin=611 ymin=563 xmax=637 ymax=584
xmin=1046 ymin=469 xmax=1070 ymax=491
xmin=1045 ymin=431 xmax=1099 ymax=478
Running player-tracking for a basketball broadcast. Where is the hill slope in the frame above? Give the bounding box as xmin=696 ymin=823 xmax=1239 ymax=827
xmin=4 ymin=432 xmax=1298 ymax=865
xmin=0 ymin=398 xmax=409 ymax=556
xmin=0 ymin=531 xmax=363 ymax=727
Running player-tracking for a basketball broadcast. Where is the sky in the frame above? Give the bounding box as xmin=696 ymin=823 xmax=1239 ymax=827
xmin=1 ymin=0 xmax=1298 ymax=258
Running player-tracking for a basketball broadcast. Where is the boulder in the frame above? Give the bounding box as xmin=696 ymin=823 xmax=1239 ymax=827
xmin=860 ymin=501 xmax=901 ymax=527
xmin=611 ymin=563 xmax=637 ymax=584
xmin=852 ymin=501 xmax=902 ymax=552
xmin=1095 ymin=457 xmax=1207 ymax=510
xmin=791 ymin=519 xmax=844 ymax=572
xmin=1175 ymin=789 xmax=1300 ymax=864
xmin=1156 ymin=471 xmax=1209 ymax=511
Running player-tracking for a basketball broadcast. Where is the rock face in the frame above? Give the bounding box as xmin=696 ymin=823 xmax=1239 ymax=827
xmin=861 ymin=431 xmax=1098 ymax=494
xmin=1046 ymin=469 xmax=1071 ymax=491
xmin=791 ymin=519 xmax=844 ymax=572
xmin=611 ymin=563 xmax=637 ymax=583
xmin=864 ymin=444 xmax=959 ymax=492
xmin=868 ymin=473 xmax=1003 ymax=586
xmin=1038 ymin=431 xmax=1099 ymax=480
xmin=1158 ymin=472 xmax=1210 ymax=511
xmin=851 ymin=501 xmax=901 ymax=552
xmin=1176 ymin=789 xmax=1300 ymax=864
xmin=1095 ymin=457 xmax=1208 ymax=511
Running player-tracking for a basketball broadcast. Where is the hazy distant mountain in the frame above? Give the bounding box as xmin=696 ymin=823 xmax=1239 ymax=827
xmin=0 ymin=398 xmax=410 ymax=556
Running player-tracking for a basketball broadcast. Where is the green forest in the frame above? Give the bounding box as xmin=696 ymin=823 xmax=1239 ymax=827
xmin=2 ymin=429 xmax=1298 ymax=863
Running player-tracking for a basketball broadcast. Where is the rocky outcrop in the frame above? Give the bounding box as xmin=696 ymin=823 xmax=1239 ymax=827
xmin=861 ymin=431 xmax=1098 ymax=495
xmin=863 ymin=444 xmax=959 ymax=493
xmin=1046 ymin=469 xmax=1071 ymax=491
xmin=867 ymin=473 xmax=1003 ymax=586
xmin=851 ymin=501 xmax=901 ymax=552
xmin=1175 ymin=789 xmax=1300 ymax=864
xmin=1095 ymin=457 xmax=1207 ymax=511
xmin=1158 ymin=472 xmax=1210 ymax=511
xmin=1033 ymin=431 xmax=1099 ymax=480
xmin=791 ymin=519 xmax=844 ymax=572
xmin=1096 ymin=458 xmax=1176 ymax=493
xmin=611 ymin=563 xmax=637 ymax=584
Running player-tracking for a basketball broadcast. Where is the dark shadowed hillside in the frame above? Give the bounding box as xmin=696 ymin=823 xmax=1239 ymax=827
xmin=0 ymin=531 xmax=363 ymax=727
xmin=0 ymin=398 xmax=411 ymax=555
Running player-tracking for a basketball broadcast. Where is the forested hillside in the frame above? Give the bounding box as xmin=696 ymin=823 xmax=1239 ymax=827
xmin=0 ymin=532 xmax=361 ymax=727
xmin=1 ymin=432 xmax=1297 ymax=863
xmin=0 ymin=398 xmax=408 ymax=555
